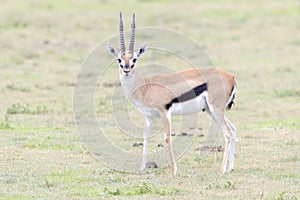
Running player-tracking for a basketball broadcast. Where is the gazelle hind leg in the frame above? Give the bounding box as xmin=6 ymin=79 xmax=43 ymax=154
xmin=205 ymin=99 xmax=231 ymax=174
xmin=225 ymin=117 xmax=236 ymax=172
xmin=221 ymin=121 xmax=231 ymax=174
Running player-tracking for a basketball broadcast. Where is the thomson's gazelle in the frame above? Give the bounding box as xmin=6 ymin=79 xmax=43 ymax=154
xmin=107 ymin=13 xmax=237 ymax=176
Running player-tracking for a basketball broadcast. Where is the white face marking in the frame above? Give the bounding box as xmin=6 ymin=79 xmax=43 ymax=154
xmin=117 ymin=56 xmax=125 ymax=68
xmin=129 ymin=53 xmax=138 ymax=68
xmin=117 ymin=57 xmax=125 ymax=68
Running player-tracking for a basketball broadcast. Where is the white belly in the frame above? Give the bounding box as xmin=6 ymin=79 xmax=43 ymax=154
xmin=170 ymin=91 xmax=208 ymax=115
xmin=130 ymin=91 xmax=208 ymax=117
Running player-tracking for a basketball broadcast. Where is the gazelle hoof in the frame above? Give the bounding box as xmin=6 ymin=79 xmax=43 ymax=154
xmin=220 ymin=167 xmax=227 ymax=175
xmin=139 ymin=166 xmax=146 ymax=173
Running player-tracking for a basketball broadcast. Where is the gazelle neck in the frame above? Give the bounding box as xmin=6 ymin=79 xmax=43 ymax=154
xmin=120 ymin=70 xmax=144 ymax=100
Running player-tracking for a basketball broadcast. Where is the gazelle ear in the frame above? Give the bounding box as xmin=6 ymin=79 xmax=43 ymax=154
xmin=107 ymin=43 xmax=118 ymax=58
xmin=137 ymin=42 xmax=148 ymax=58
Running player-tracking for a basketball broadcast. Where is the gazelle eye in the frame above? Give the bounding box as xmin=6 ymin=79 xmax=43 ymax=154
xmin=117 ymin=59 xmax=121 ymax=63
xmin=132 ymin=58 xmax=137 ymax=63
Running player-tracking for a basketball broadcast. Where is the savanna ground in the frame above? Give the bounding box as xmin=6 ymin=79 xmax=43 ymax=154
xmin=0 ymin=0 xmax=299 ymax=199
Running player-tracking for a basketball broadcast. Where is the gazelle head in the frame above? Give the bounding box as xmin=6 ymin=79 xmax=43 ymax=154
xmin=107 ymin=13 xmax=148 ymax=78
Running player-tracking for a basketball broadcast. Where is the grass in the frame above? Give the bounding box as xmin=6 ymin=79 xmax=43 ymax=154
xmin=6 ymin=103 xmax=49 ymax=115
xmin=0 ymin=120 xmax=14 ymax=130
xmin=274 ymin=89 xmax=300 ymax=98
xmin=0 ymin=0 xmax=300 ymax=199
xmin=206 ymin=181 xmax=236 ymax=190
xmin=102 ymin=181 xmax=180 ymax=197
xmin=6 ymin=83 xmax=31 ymax=93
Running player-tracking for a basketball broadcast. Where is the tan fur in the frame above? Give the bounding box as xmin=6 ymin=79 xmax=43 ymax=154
xmin=121 ymin=53 xmax=133 ymax=67
xmin=128 ymin=67 xmax=235 ymax=113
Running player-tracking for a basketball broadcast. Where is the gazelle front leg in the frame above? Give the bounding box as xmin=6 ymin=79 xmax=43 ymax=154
xmin=163 ymin=111 xmax=177 ymax=176
xmin=140 ymin=115 xmax=152 ymax=172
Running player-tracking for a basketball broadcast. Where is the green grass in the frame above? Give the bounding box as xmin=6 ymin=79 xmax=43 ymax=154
xmin=102 ymin=181 xmax=180 ymax=197
xmin=0 ymin=120 xmax=14 ymax=130
xmin=206 ymin=181 xmax=236 ymax=190
xmin=6 ymin=103 xmax=49 ymax=115
xmin=0 ymin=0 xmax=299 ymax=199
xmin=274 ymin=89 xmax=300 ymax=98
xmin=22 ymin=136 xmax=80 ymax=151
xmin=6 ymin=83 xmax=31 ymax=93
xmin=257 ymin=118 xmax=300 ymax=130
xmin=0 ymin=115 xmax=14 ymax=130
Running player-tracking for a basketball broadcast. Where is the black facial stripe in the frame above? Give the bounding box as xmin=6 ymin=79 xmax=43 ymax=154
xmin=165 ymin=83 xmax=208 ymax=110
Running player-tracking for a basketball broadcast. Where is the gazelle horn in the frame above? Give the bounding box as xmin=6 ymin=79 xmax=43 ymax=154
xmin=120 ymin=12 xmax=126 ymax=53
xmin=129 ymin=13 xmax=135 ymax=52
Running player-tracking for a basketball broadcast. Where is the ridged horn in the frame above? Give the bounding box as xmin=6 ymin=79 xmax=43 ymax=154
xmin=129 ymin=13 xmax=135 ymax=52
xmin=119 ymin=12 xmax=126 ymax=53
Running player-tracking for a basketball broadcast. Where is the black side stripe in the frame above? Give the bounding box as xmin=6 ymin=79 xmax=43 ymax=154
xmin=165 ymin=83 xmax=208 ymax=110
xmin=226 ymin=82 xmax=237 ymax=110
